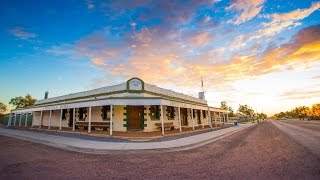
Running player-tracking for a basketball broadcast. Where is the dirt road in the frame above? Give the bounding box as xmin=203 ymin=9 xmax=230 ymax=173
xmin=0 ymin=121 xmax=319 ymax=179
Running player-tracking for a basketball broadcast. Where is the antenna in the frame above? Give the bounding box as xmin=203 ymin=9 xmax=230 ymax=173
xmin=201 ymin=76 xmax=204 ymax=92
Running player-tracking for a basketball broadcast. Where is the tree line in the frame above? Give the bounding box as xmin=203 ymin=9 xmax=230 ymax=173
xmin=273 ymin=104 xmax=320 ymax=120
xmin=220 ymin=101 xmax=267 ymax=120
xmin=0 ymin=94 xmax=36 ymax=115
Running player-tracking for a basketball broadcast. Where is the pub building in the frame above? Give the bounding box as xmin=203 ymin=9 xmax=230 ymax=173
xmin=7 ymin=78 xmax=228 ymax=135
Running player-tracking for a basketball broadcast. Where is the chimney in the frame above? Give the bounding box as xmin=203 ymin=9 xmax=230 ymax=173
xmin=44 ymin=91 xmax=49 ymax=99
xmin=198 ymin=92 xmax=205 ymax=100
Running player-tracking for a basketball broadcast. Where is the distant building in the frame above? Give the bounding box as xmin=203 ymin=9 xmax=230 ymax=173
xmin=7 ymin=78 xmax=228 ymax=135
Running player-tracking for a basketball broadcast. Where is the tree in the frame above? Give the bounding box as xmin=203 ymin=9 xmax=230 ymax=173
xmin=309 ymin=104 xmax=320 ymax=119
xmin=256 ymin=112 xmax=267 ymax=120
xmin=0 ymin=102 xmax=7 ymax=115
xmin=220 ymin=101 xmax=227 ymax=110
xmin=228 ymin=106 xmax=235 ymax=117
xmin=9 ymin=94 xmax=36 ymax=109
xmin=220 ymin=101 xmax=235 ymax=117
xmin=238 ymin=104 xmax=254 ymax=117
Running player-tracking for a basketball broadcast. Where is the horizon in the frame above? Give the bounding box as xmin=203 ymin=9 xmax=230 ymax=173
xmin=1 ymin=0 xmax=320 ymax=116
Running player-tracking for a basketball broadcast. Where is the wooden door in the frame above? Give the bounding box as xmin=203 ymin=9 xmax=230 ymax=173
xmin=128 ymin=106 xmax=143 ymax=130
xmin=69 ymin=109 xmax=74 ymax=127
xmin=181 ymin=108 xmax=188 ymax=126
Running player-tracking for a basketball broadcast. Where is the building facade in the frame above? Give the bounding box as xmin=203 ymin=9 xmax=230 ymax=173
xmin=7 ymin=78 xmax=228 ymax=135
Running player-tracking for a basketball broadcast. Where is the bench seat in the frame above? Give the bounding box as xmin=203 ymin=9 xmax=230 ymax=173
xmin=155 ymin=122 xmax=174 ymax=131
xmin=76 ymin=121 xmax=111 ymax=131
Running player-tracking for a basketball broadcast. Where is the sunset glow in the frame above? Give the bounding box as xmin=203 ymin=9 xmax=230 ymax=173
xmin=1 ymin=0 xmax=319 ymax=115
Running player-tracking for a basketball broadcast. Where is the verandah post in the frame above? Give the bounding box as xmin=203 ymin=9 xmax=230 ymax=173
xmin=25 ymin=113 xmax=28 ymax=127
xmin=178 ymin=107 xmax=182 ymax=133
xmin=59 ymin=109 xmax=63 ymax=130
xmin=88 ymin=107 xmax=92 ymax=133
xmin=48 ymin=110 xmax=52 ymax=129
xmin=110 ymin=105 xmax=113 ymax=136
xmin=191 ymin=108 xmax=194 ymax=131
xmin=160 ymin=105 xmax=164 ymax=136
xmin=72 ymin=108 xmax=76 ymax=131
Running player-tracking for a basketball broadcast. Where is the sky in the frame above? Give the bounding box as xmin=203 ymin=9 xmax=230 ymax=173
xmin=0 ymin=0 xmax=319 ymax=116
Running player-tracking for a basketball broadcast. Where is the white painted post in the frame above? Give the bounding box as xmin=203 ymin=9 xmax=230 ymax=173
xmin=72 ymin=108 xmax=76 ymax=131
xmin=191 ymin=109 xmax=194 ymax=131
xmin=219 ymin=112 xmax=222 ymax=126
xmin=31 ymin=112 xmax=34 ymax=127
xmin=13 ymin=113 xmax=17 ymax=126
xmin=110 ymin=105 xmax=113 ymax=136
xmin=19 ymin=114 xmax=22 ymax=126
xmin=48 ymin=110 xmax=52 ymax=129
xmin=160 ymin=105 xmax=164 ymax=136
xmin=208 ymin=109 xmax=213 ymax=129
xmin=227 ymin=112 xmax=229 ymax=123
xmin=25 ymin=113 xmax=28 ymax=127
xmin=178 ymin=107 xmax=182 ymax=132
xmin=214 ymin=112 xmax=217 ymax=127
xmin=39 ymin=111 xmax=43 ymax=128
xmin=201 ymin=110 xmax=204 ymax=128
xmin=88 ymin=107 xmax=92 ymax=133
xmin=7 ymin=113 xmax=12 ymax=127
xmin=59 ymin=109 xmax=63 ymax=130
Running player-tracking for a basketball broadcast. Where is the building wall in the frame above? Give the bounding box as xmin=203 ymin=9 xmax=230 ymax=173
xmin=113 ymin=105 xmax=126 ymax=131
xmin=31 ymin=105 xmax=210 ymax=131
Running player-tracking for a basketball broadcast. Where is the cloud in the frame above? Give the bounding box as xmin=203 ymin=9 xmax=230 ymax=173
xmin=226 ymin=0 xmax=265 ymax=25
xmin=280 ymin=89 xmax=320 ymax=100
xmin=185 ymin=25 xmax=320 ymax=88
xmin=228 ymin=2 xmax=320 ymax=50
xmin=312 ymin=75 xmax=320 ymax=80
xmin=257 ymin=2 xmax=320 ymax=39
xmin=85 ymin=0 xmax=94 ymax=9
xmin=9 ymin=26 xmax=36 ymax=40
xmin=191 ymin=32 xmax=213 ymax=47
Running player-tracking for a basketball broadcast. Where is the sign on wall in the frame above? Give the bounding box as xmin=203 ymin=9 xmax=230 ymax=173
xmin=128 ymin=78 xmax=143 ymax=91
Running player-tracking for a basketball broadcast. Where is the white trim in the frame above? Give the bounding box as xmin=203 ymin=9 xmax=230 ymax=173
xmin=161 ymin=105 xmax=164 ymax=136
xmin=48 ymin=110 xmax=52 ymax=129
xmin=191 ymin=109 xmax=194 ymax=131
xmin=25 ymin=113 xmax=28 ymax=127
xmin=178 ymin=107 xmax=182 ymax=133
xmin=110 ymin=105 xmax=113 ymax=136
xmin=88 ymin=107 xmax=92 ymax=133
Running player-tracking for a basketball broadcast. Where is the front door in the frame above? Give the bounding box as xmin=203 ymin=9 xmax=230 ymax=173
xmin=128 ymin=106 xmax=144 ymax=130
xmin=181 ymin=108 xmax=188 ymax=126
xmin=69 ymin=109 xmax=74 ymax=127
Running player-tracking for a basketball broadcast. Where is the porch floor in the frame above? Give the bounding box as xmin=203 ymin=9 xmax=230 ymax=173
xmin=9 ymin=124 xmax=230 ymax=142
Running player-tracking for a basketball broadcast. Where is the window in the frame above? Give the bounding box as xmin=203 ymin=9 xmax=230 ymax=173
xmin=192 ymin=109 xmax=196 ymax=118
xmin=197 ymin=110 xmax=201 ymax=124
xmin=101 ymin=106 xmax=111 ymax=121
xmin=62 ymin=109 xmax=67 ymax=121
xmin=167 ymin=106 xmax=175 ymax=120
xmin=202 ymin=110 xmax=206 ymax=118
xmin=78 ymin=108 xmax=86 ymax=121
xmin=150 ymin=105 xmax=160 ymax=120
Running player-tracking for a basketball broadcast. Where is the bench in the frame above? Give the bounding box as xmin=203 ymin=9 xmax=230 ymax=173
xmin=155 ymin=122 xmax=174 ymax=131
xmin=76 ymin=121 xmax=111 ymax=131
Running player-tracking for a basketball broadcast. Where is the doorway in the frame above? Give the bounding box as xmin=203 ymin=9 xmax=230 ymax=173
xmin=69 ymin=109 xmax=74 ymax=127
xmin=127 ymin=106 xmax=144 ymax=130
xmin=181 ymin=108 xmax=188 ymax=126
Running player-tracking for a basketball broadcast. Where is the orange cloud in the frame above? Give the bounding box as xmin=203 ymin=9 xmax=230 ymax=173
xmin=226 ymin=0 xmax=265 ymax=24
xmin=191 ymin=32 xmax=213 ymax=47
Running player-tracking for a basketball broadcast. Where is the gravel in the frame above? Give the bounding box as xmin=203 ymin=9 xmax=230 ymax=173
xmin=0 ymin=121 xmax=319 ymax=179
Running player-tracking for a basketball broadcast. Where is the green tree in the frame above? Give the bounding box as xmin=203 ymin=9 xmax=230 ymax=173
xmin=309 ymin=104 xmax=320 ymax=118
xmin=9 ymin=94 xmax=36 ymax=109
xmin=220 ymin=101 xmax=227 ymax=110
xmin=0 ymin=102 xmax=7 ymax=115
xmin=228 ymin=106 xmax=235 ymax=117
xmin=220 ymin=101 xmax=235 ymax=117
xmin=238 ymin=104 xmax=254 ymax=117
